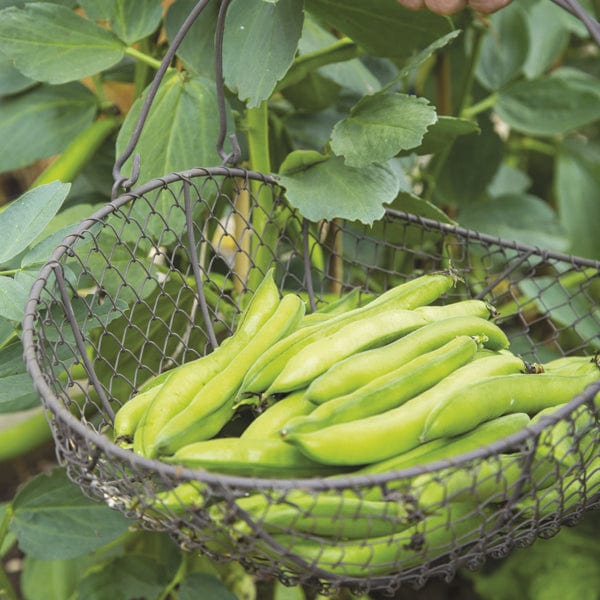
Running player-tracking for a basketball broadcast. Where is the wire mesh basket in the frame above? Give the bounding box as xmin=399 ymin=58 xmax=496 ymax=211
xmin=22 ymin=0 xmax=600 ymax=595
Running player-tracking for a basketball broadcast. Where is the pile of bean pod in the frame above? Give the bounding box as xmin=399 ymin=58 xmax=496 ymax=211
xmin=113 ymin=268 xmax=600 ymax=577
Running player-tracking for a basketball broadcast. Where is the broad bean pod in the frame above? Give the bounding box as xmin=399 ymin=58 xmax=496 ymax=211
xmin=267 ymin=308 xmax=430 ymax=395
xmin=287 ymin=352 xmax=526 ymax=466
xmin=305 ymin=315 xmax=510 ymax=404
xmin=151 ymin=293 xmax=306 ymax=456
xmin=282 ymin=335 xmax=480 ymax=443
xmin=360 ymin=412 xmax=531 ymax=475
xmin=134 ymin=267 xmax=282 ymax=456
xmin=163 ymin=436 xmax=340 ymax=478
xmin=266 ymin=502 xmax=484 ymax=577
xmin=422 ymin=368 xmax=600 ymax=442
xmin=240 ymin=390 xmax=315 ymax=439
xmin=240 ymin=271 xmax=457 ymax=395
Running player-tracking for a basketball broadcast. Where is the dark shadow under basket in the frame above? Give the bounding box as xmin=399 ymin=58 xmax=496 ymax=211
xmin=23 ymin=167 xmax=600 ymax=594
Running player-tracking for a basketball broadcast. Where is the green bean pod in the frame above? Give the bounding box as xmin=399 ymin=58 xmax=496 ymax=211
xmin=514 ymin=456 xmax=600 ymax=519
xmin=299 ymin=287 xmax=363 ymax=326
xmin=283 ymin=336 xmax=480 ymax=444
xmin=286 ymin=352 xmax=527 ymax=464
xmin=267 ymin=309 xmax=430 ymax=395
xmin=151 ymin=293 xmax=306 ymax=457
xmin=134 ymin=268 xmax=282 ymax=456
xmin=541 ymin=355 xmax=600 ymax=376
xmin=162 ymin=437 xmax=339 ymax=478
xmin=413 ymin=299 xmax=496 ymax=321
xmin=359 ymin=412 xmax=531 ymax=475
xmin=241 ymin=390 xmax=315 ymax=439
xmin=266 ymin=502 xmax=483 ymax=577
xmin=231 ymin=492 xmax=418 ymax=539
xmin=240 ymin=271 xmax=457 ymax=395
xmin=422 ymin=367 xmax=600 ymax=443
xmin=305 ymin=315 xmax=510 ymax=404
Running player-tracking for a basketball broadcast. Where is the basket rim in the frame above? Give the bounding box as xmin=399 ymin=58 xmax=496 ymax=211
xmin=21 ymin=166 xmax=600 ymax=491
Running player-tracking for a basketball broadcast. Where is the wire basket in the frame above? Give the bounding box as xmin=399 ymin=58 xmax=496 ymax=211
xmin=22 ymin=1 xmax=600 ymax=595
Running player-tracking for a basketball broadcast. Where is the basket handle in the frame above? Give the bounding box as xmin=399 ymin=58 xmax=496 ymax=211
xmin=551 ymin=0 xmax=600 ymax=43
xmin=111 ymin=0 xmax=238 ymax=199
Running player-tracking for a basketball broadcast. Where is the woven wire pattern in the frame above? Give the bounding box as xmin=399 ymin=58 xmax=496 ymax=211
xmin=23 ymin=168 xmax=600 ymax=594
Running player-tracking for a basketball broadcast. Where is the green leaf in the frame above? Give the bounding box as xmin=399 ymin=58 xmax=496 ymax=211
xmin=0 ymin=371 xmax=38 ymax=413
xmin=10 ymin=469 xmax=131 ymax=560
xmin=0 ymin=316 xmax=13 ymax=347
xmin=304 ymin=0 xmax=452 ymax=59
xmin=522 ymin=0 xmax=570 ymax=80
xmin=0 ymin=275 xmax=30 ymax=323
xmin=78 ymin=0 xmax=163 ymax=44
xmin=116 ymin=71 xmax=227 ymax=185
xmin=556 ymin=141 xmax=600 ymax=260
xmin=165 ymin=0 xmax=219 ymax=78
xmin=520 ymin=276 xmax=600 ymax=352
xmin=298 ymin=15 xmax=380 ymax=95
xmin=496 ymin=69 xmax=600 ymax=137
xmin=21 ymin=556 xmax=89 ymax=600
xmin=279 ymin=151 xmax=400 ymax=223
xmin=0 ymin=182 xmax=70 ymax=264
xmin=0 ymin=82 xmax=97 ymax=172
xmin=331 ymin=92 xmax=437 ymax=167
xmin=0 ymin=340 xmax=31 ymax=377
xmin=77 ymin=555 xmax=171 ymax=600
xmin=488 ymin=164 xmax=531 ymax=197
xmin=475 ymin=2 xmax=529 ymax=91
xmin=433 ymin=120 xmax=504 ymax=207
xmin=0 ymin=4 xmax=125 ymax=84
xmin=178 ymin=573 xmax=237 ymax=600
xmin=281 ymin=71 xmax=340 ymax=112
xmin=0 ymin=49 xmax=34 ymax=95
xmin=457 ymin=193 xmax=568 ymax=252
xmin=223 ymin=0 xmax=304 ymax=107
xmin=401 ymin=116 xmax=479 ymax=157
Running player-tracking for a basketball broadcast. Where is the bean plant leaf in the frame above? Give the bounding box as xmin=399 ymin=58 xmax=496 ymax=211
xmin=331 ymin=92 xmax=437 ymax=167
xmin=279 ymin=151 xmax=400 ymax=223
xmin=10 ymin=469 xmax=131 ymax=560
xmin=178 ymin=573 xmax=237 ymax=600
xmin=496 ymin=68 xmax=600 ymax=136
xmin=0 ymin=274 xmax=29 ymax=321
xmin=304 ymin=0 xmax=452 ymax=59
xmin=0 ymin=50 xmax=35 ymax=95
xmin=78 ymin=0 xmax=163 ymax=44
xmin=165 ymin=0 xmax=219 ymax=78
xmin=0 ymin=182 xmax=70 ymax=265
xmin=0 ymin=82 xmax=97 ymax=172
xmin=116 ymin=70 xmax=228 ymax=185
xmin=298 ymin=15 xmax=381 ymax=95
xmin=77 ymin=556 xmax=172 ymax=600
xmin=475 ymin=2 xmax=529 ymax=91
xmin=522 ymin=0 xmax=570 ymax=79
xmin=21 ymin=556 xmax=90 ymax=600
xmin=556 ymin=140 xmax=600 ymax=260
xmin=433 ymin=120 xmax=504 ymax=208
xmin=488 ymin=164 xmax=531 ymax=198
xmin=0 ymin=504 xmax=17 ymax=558
xmin=0 ymin=4 xmax=125 ymax=84
xmin=400 ymin=116 xmax=479 ymax=157
xmin=457 ymin=193 xmax=568 ymax=252
xmin=223 ymin=0 xmax=304 ymax=107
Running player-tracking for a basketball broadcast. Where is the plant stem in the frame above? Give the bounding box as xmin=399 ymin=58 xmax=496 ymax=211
xmin=509 ymin=137 xmax=556 ymax=157
xmin=33 ymin=116 xmax=122 ymax=187
xmin=156 ymin=551 xmax=189 ymax=600
xmin=133 ymin=38 xmax=154 ymax=97
xmin=0 ymin=506 xmax=18 ymax=600
xmin=124 ymin=46 xmax=163 ymax=70
xmin=461 ymin=92 xmax=498 ymax=119
xmin=245 ymin=101 xmax=278 ymax=295
xmin=456 ymin=24 xmax=485 ymax=117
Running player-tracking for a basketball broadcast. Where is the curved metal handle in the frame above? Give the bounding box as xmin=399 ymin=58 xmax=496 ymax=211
xmin=112 ymin=0 xmax=239 ymax=198
xmin=551 ymin=0 xmax=600 ymax=44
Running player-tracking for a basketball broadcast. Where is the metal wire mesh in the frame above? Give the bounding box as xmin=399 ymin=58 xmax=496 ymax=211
xmin=22 ymin=167 xmax=600 ymax=594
